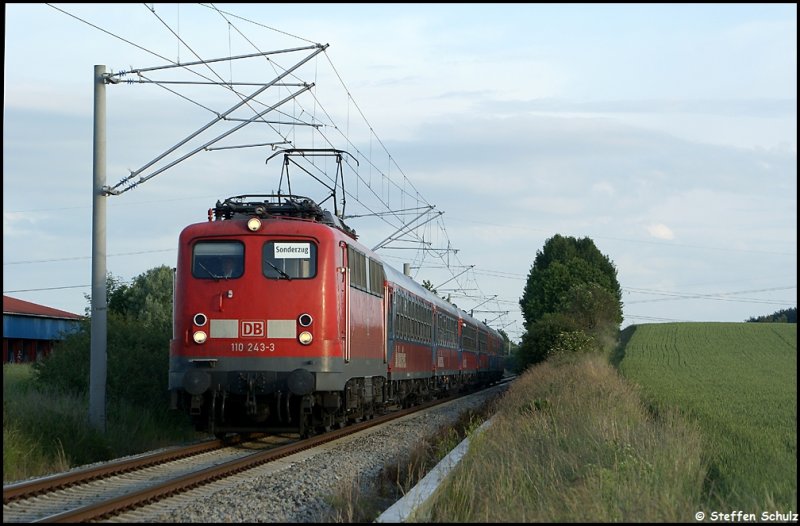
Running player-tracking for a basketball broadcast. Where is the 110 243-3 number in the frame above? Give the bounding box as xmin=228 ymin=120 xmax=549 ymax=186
xmin=230 ymin=342 xmax=275 ymax=352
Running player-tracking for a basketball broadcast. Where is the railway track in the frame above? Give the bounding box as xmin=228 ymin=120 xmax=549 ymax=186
xmin=3 ymin=384 xmax=506 ymax=523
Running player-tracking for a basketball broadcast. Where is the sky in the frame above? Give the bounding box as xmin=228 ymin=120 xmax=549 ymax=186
xmin=3 ymin=3 xmax=797 ymax=342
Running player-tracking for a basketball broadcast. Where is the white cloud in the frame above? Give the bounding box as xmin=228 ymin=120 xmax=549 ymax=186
xmin=646 ymin=223 xmax=675 ymax=240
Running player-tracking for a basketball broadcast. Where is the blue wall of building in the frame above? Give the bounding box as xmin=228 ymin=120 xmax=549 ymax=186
xmin=3 ymin=315 xmax=81 ymax=341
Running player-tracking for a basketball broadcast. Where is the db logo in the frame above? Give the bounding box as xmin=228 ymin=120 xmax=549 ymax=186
xmin=241 ymin=320 xmax=265 ymax=337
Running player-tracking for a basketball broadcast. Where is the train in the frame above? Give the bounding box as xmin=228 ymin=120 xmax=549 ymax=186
xmin=168 ymin=193 xmax=506 ymax=437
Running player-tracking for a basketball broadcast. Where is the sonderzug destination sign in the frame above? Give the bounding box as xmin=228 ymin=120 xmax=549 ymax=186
xmin=274 ymin=242 xmax=310 ymax=258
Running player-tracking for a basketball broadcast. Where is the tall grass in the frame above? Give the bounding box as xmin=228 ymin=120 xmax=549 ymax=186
xmin=417 ymin=353 xmax=707 ymax=522
xmin=4 ymin=364 xmax=72 ymax=481
xmin=3 ymin=363 xmax=201 ymax=484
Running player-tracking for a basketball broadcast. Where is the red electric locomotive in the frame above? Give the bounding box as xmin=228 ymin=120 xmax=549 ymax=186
xmin=169 ymin=193 xmax=505 ymax=437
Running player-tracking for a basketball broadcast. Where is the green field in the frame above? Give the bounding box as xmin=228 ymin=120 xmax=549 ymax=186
xmin=615 ymin=322 xmax=797 ymax=510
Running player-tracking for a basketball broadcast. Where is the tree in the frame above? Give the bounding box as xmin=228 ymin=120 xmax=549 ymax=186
xmin=557 ymin=282 xmax=621 ymax=350
xmin=519 ymin=234 xmax=622 ymax=329
xmin=422 ymin=279 xmax=438 ymax=295
xmin=108 ymin=266 xmax=174 ymax=333
xmin=422 ymin=278 xmax=456 ymax=305
xmin=746 ymin=307 xmax=797 ymax=323
xmin=34 ymin=265 xmax=175 ymax=410
xmin=516 ymin=235 xmax=623 ymax=369
xmin=515 ymin=312 xmax=598 ymax=369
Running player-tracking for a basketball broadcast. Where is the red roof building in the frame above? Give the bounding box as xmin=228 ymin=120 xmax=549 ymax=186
xmin=3 ymin=295 xmax=83 ymax=363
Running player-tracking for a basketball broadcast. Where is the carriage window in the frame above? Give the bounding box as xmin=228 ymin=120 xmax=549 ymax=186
xmin=263 ymin=241 xmax=317 ymax=279
xmin=192 ymin=241 xmax=244 ymax=279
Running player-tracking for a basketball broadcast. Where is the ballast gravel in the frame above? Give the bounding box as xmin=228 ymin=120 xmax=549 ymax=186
xmin=108 ymin=388 xmax=500 ymax=523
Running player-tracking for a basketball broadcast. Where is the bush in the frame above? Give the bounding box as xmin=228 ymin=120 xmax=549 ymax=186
xmin=33 ymin=266 xmax=174 ymax=412
xmin=516 ymin=312 xmax=588 ymax=369
xmin=33 ymin=312 xmax=172 ymax=410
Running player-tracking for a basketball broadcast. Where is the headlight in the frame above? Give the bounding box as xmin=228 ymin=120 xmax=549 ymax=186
xmin=193 ymin=331 xmax=208 ymax=344
xmin=298 ymin=313 xmax=313 ymax=327
xmin=247 ymin=217 xmax=262 ymax=231
xmin=298 ymin=331 xmax=313 ymax=345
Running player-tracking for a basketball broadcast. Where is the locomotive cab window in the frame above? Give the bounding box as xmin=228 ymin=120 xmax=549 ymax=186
xmin=263 ymin=241 xmax=317 ymax=279
xmin=192 ymin=241 xmax=244 ymax=280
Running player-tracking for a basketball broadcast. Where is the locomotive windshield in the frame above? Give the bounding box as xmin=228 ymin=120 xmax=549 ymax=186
xmin=263 ymin=240 xmax=317 ymax=279
xmin=192 ymin=241 xmax=244 ymax=279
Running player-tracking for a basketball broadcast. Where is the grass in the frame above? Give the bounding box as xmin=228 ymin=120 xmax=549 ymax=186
xmin=3 ymin=363 xmax=201 ymax=484
xmin=414 ymin=353 xmax=707 ymax=522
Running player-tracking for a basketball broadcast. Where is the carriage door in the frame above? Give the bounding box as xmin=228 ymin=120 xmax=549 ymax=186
xmin=339 ymin=241 xmax=350 ymax=363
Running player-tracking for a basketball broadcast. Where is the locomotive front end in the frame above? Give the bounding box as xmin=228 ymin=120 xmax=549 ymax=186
xmin=168 ymin=197 xmax=346 ymax=437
